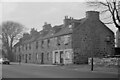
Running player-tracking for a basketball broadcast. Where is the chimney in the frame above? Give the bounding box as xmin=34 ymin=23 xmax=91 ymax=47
xmin=63 ymin=16 xmax=72 ymax=26
xmin=86 ymin=11 xmax=99 ymax=20
xmin=43 ymin=22 xmax=52 ymax=31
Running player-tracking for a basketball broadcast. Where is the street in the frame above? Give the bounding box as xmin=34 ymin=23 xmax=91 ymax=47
xmin=2 ymin=62 xmax=119 ymax=78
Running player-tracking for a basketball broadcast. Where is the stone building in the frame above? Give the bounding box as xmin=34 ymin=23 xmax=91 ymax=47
xmin=116 ymin=1 xmax=120 ymax=48
xmin=116 ymin=30 xmax=120 ymax=48
xmin=13 ymin=11 xmax=115 ymax=64
xmin=72 ymin=11 xmax=115 ymax=64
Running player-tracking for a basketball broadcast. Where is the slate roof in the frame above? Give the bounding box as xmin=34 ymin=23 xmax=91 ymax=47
xmin=14 ymin=18 xmax=83 ymax=47
xmin=53 ymin=25 xmax=72 ymax=37
xmin=42 ymin=25 xmax=63 ymax=39
xmin=52 ymin=19 xmax=85 ymax=37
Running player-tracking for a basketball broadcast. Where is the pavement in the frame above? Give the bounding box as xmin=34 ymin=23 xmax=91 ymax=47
xmin=11 ymin=62 xmax=119 ymax=74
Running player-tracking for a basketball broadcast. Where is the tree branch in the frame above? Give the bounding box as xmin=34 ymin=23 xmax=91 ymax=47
xmin=104 ymin=21 xmax=114 ymax=24
xmin=100 ymin=9 xmax=109 ymax=14
xmin=99 ymin=2 xmax=109 ymax=6
xmin=115 ymin=6 xmax=120 ymax=23
xmin=106 ymin=0 xmax=113 ymax=14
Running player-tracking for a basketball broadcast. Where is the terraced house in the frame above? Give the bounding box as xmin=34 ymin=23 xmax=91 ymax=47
xmin=13 ymin=11 xmax=115 ymax=65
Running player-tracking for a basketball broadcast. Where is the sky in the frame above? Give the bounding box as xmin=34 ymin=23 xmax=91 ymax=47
xmin=1 ymin=2 xmax=88 ymax=31
xmin=1 ymin=0 xmax=117 ymax=32
xmin=0 ymin=0 xmax=118 ymax=48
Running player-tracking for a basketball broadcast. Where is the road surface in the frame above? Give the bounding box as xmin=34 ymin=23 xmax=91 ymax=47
xmin=2 ymin=63 xmax=119 ymax=78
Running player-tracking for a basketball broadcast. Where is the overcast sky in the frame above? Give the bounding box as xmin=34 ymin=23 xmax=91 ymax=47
xmin=0 ymin=0 xmax=119 ymax=48
xmin=2 ymin=2 xmax=89 ymax=31
xmin=1 ymin=1 xmax=117 ymax=33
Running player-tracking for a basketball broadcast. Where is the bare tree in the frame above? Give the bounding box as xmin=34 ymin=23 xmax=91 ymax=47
xmin=2 ymin=21 xmax=25 ymax=61
xmin=86 ymin=0 xmax=120 ymax=31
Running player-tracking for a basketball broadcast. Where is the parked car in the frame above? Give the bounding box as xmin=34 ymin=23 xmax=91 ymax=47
xmin=0 ymin=58 xmax=10 ymax=64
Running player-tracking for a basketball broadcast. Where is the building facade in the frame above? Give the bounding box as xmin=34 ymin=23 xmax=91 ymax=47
xmin=116 ymin=30 xmax=120 ymax=47
xmin=13 ymin=11 xmax=115 ymax=64
xmin=72 ymin=11 xmax=115 ymax=64
xmin=116 ymin=1 xmax=120 ymax=48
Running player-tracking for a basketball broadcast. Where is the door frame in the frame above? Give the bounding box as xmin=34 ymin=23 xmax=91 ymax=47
xmin=53 ymin=50 xmax=64 ymax=64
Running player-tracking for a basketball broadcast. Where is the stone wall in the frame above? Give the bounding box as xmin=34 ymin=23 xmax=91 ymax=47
xmin=72 ymin=11 xmax=115 ymax=64
xmin=88 ymin=57 xmax=120 ymax=67
xmin=116 ymin=30 xmax=120 ymax=47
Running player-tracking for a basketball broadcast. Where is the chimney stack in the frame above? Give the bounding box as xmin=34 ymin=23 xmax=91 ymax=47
xmin=86 ymin=11 xmax=99 ymax=20
xmin=64 ymin=16 xmax=73 ymax=26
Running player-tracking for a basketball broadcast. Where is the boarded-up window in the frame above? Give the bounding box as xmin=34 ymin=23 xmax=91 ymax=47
xmin=61 ymin=35 xmax=71 ymax=45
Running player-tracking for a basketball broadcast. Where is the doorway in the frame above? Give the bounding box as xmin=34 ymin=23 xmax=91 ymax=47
xmin=54 ymin=52 xmax=58 ymax=64
xmin=41 ymin=53 xmax=44 ymax=64
xmin=60 ymin=51 xmax=64 ymax=64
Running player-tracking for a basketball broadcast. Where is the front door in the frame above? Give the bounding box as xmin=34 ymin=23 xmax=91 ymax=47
xmin=60 ymin=51 xmax=64 ymax=64
xmin=41 ymin=53 xmax=44 ymax=64
xmin=54 ymin=51 xmax=59 ymax=64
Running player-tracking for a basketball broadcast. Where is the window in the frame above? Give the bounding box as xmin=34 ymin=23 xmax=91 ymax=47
xmin=24 ymin=45 xmax=25 ymax=50
xmin=29 ymin=54 xmax=31 ymax=60
xmin=26 ymin=45 xmax=27 ymax=50
xmin=65 ymin=51 xmax=70 ymax=59
xmin=57 ymin=37 xmax=61 ymax=46
xmin=36 ymin=41 xmax=38 ymax=49
xmin=19 ymin=46 xmax=20 ymax=52
xmin=36 ymin=53 xmax=38 ymax=60
xmin=41 ymin=40 xmax=44 ymax=48
xmin=63 ymin=35 xmax=71 ymax=45
xmin=22 ymin=45 xmax=24 ymax=51
xmin=22 ymin=54 xmax=24 ymax=60
xmin=47 ymin=39 xmax=50 ymax=48
xmin=29 ymin=43 xmax=31 ymax=50
xmin=47 ymin=53 xmax=49 ymax=60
